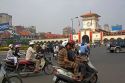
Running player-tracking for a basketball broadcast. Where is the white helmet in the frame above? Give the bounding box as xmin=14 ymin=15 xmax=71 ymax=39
xmin=29 ymin=42 xmax=35 ymax=45
xmin=15 ymin=44 xmax=21 ymax=48
xmin=9 ymin=44 xmax=13 ymax=48
xmin=61 ymin=41 xmax=68 ymax=47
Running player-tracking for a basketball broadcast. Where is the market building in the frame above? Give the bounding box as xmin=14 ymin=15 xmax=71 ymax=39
xmin=73 ymin=12 xmax=125 ymax=44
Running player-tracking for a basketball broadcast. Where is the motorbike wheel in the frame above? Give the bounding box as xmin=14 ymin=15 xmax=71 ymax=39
xmin=3 ymin=76 xmax=23 ymax=83
xmin=44 ymin=64 xmax=54 ymax=75
xmin=89 ymin=74 xmax=98 ymax=83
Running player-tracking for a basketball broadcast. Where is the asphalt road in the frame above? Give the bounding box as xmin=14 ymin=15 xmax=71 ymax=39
xmin=0 ymin=46 xmax=125 ymax=83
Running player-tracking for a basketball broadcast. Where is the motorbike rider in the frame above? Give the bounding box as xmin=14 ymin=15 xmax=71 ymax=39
xmin=6 ymin=44 xmax=17 ymax=65
xmin=25 ymin=42 xmax=40 ymax=72
xmin=58 ymin=40 xmax=88 ymax=81
xmin=14 ymin=44 xmax=21 ymax=58
xmin=36 ymin=42 xmax=43 ymax=53
xmin=58 ymin=40 xmax=79 ymax=74
xmin=67 ymin=40 xmax=88 ymax=81
xmin=79 ymin=42 xmax=90 ymax=57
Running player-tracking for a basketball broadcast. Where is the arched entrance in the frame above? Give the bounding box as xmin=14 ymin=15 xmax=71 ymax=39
xmin=82 ymin=35 xmax=89 ymax=43
xmin=103 ymin=38 xmax=109 ymax=44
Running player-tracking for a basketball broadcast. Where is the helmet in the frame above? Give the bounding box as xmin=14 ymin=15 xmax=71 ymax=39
xmin=9 ymin=44 xmax=14 ymax=48
xmin=29 ymin=42 xmax=35 ymax=45
xmin=15 ymin=44 xmax=21 ymax=48
xmin=61 ymin=41 xmax=68 ymax=47
xmin=69 ymin=40 xmax=75 ymax=47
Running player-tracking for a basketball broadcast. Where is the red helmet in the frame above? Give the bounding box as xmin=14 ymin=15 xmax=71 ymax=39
xmin=69 ymin=40 xmax=75 ymax=47
xmin=69 ymin=40 xmax=75 ymax=45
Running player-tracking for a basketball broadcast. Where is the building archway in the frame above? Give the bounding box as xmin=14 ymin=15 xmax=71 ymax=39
xmin=117 ymin=38 xmax=123 ymax=42
xmin=110 ymin=38 xmax=115 ymax=42
xmin=103 ymin=38 xmax=109 ymax=44
xmin=82 ymin=35 xmax=89 ymax=43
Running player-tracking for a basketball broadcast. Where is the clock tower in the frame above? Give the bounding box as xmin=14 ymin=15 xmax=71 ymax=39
xmin=80 ymin=12 xmax=101 ymax=31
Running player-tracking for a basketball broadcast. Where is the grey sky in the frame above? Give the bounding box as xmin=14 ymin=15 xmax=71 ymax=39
xmin=0 ymin=0 xmax=125 ymax=33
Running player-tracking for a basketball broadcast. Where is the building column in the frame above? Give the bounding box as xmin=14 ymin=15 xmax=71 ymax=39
xmin=90 ymin=31 xmax=93 ymax=43
xmin=100 ymin=31 xmax=103 ymax=44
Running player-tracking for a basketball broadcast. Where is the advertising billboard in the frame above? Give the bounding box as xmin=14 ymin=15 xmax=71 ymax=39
xmin=112 ymin=25 xmax=122 ymax=31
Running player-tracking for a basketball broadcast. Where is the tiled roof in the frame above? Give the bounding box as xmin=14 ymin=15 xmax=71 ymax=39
xmin=19 ymin=31 xmax=31 ymax=36
xmin=81 ymin=12 xmax=101 ymax=17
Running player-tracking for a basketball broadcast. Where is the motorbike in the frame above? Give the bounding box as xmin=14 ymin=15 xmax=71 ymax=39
xmin=3 ymin=53 xmax=54 ymax=77
xmin=0 ymin=63 xmax=22 ymax=83
xmin=53 ymin=51 xmax=58 ymax=60
xmin=52 ymin=57 xmax=98 ymax=83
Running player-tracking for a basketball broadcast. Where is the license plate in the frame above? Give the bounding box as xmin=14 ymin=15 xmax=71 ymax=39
xmin=53 ymin=76 xmax=57 ymax=81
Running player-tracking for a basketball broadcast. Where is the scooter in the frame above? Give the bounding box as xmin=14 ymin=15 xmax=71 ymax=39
xmin=52 ymin=58 xmax=98 ymax=83
xmin=3 ymin=53 xmax=54 ymax=77
xmin=0 ymin=63 xmax=22 ymax=83
xmin=53 ymin=51 xmax=58 ymax=60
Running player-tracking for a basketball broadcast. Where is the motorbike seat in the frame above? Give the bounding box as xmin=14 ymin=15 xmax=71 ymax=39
xmin=19 ymin=59 xmax=30 ymax=64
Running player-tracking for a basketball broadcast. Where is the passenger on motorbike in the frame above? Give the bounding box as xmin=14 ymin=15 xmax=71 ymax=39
xmin=6 ymin=44 xmax=17 ymax=65
xmin=35 ymin=42 xmax=45 ymax=69
xmin=25 ymin=42 xmax=40 ymax=72
xmin=57 ymin=40 xmax=88 ymax=81
xmin=58 ymin=41 xmax=78 ymax=74
xmin=67 ymin=41 xmax=88 ymax=81
xmin=36 ymin=42 xmax=43 ymax=54
xmin=14 ymin=44 xmax=21 ymax=58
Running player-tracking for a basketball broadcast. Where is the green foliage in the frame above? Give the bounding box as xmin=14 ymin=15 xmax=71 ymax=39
xmin=0 ymin=45 xmax=29 ymax=51
xmin=5 ymin=39 xmax=16 ymax=45
xmin=0 ymin=47 xmax=9 ymax=51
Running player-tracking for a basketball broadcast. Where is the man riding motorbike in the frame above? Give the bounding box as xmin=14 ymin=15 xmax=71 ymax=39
xmin=25 ymin=42 xmax=41 ymax=72
xmin=58 ymin=41 xmax=78 ymax=73
xmin=58 ymin=40 xmax=87 ymax=81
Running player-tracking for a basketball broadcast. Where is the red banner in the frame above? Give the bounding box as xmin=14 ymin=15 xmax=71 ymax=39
xmin=100 ymin=32 xmax=103 ymax=44
xmin=78 ymin=31 xmax=81 ymax=43
xmin=90 ymin=31 xmax=92 ymax=42
xmin=69 ymin=33 xmax=73 ymax=41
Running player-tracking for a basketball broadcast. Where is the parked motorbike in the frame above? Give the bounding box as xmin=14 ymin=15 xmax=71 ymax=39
xmin=0 ymin=63 xmax=22 ymax=83
xmin=52 ymin=58 xmax=98 ymax=83
xmin=3 ymin=53 xmax=54 ymax=77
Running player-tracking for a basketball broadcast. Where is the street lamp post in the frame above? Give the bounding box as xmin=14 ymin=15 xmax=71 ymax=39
xmin=71 ymin=17 xmax=78 ymax=34
xmin=70 ymin=17 xmax=78 ymax=40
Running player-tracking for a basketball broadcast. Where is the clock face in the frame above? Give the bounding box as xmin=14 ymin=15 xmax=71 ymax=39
xmin=87 ymin=22 xmax=92 ymax=27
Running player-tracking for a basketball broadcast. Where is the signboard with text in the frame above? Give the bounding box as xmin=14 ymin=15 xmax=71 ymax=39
xmin=0 ymin=23 xmax=10 ymax=31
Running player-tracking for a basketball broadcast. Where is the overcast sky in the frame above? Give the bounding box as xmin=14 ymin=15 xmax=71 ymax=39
xmin=0 ymin=0 xmax=125 ymax=33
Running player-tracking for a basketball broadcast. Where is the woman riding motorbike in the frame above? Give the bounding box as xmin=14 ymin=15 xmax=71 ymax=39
xmin=14 ymin=44 xmax=21 ymax=58
xmin=6 ymin=44 xmax=18 ymax=65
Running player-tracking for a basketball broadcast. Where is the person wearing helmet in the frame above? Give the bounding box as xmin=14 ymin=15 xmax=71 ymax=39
xmin=6 ymin=44 xmax=17 ymax=65
xmin=26 ymin=42 xmax=36 ymax=60
xmin=26 ymin=42 xmax=40 ymax=72
xmin=67 ymin=40 xmax=88 ymax=81
xmin=14 ymin=44 xmax=21 ymax=58
xmin=58 ymin=41 xmax=79 ymax=77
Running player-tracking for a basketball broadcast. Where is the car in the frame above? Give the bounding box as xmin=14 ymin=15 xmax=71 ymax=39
xmin=108 ymin=41 xmax=125 ymax=53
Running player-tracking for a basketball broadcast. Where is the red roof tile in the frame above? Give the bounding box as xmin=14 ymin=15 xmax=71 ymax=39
xmin=81 ymin=12 xmax=101 ymax=17
xmin=19 ymin=31 xmax=31 ymax=36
